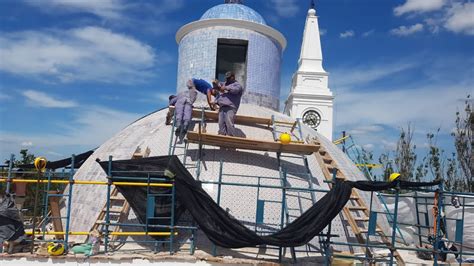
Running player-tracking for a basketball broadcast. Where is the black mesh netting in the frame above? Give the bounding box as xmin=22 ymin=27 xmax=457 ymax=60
xmin=18 ymin=150 xmax=94 ymax=170
xmin=0 ymin=193 xmax=25 ymax=242
xmin=97 ymin=155 xmax=440 ymax=248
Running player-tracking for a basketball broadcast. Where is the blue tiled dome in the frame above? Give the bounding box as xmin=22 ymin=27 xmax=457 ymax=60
xmin=200 ymin=4 xmax=267 ymax=25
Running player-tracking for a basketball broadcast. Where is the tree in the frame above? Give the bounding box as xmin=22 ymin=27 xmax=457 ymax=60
xmin=4 ymin=149 xmax=35 ymax=167
xmin=379 ymin=151 xmax=394 ymax=182
xmin=16 ymin=149 xmax=35 ymax=166
xmin=426 ymin=129 xmax=444 ymax=180
xmin=445 ymin=152 xmax=460 ymax=191
xmin=451 ymin=95 xmax=473 ymax=192
xmin=355 ymin=147 xmax=376 ymax=180
xmin=394 ymin=124 xmax=417 ymax=181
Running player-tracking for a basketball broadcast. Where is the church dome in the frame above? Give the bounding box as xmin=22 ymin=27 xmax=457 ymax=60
xmin=200 ymin=4 xmax=267 ymax=25
xmin=65 ymin=103 xmax=385 ymax=250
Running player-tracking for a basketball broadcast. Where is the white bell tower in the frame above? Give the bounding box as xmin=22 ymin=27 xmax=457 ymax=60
xmin=284 ymin=1 xmax=334 ymax=140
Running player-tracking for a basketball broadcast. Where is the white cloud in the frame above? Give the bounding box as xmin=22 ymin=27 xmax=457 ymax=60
xmin=24 ymin=0 xmax=184 ymax=37
xmin=0 ymin=106 xmax=140 ymax=160
xmin=393 ymin=1 xmax=473 ymax=36
xmin=22 ymin=89 xmax=78 ymax=108
xmin=46 ymin=151 xmax=64 ymax=157
xmin=21 ymin=141 xmax=33 ymax=147
xmin=363 ymin=144 xmax=375 ymax=150
xmin=0 ymin=27 xmax=157 ymax=84
xmin=381 ymin=140 xmax=397 ymax=151
xmin=155 ymin=93 xmax=172 ymax=102
xmin=69 ymin=106 xmax=141 ymax=146
xmin=145 ymin=0 xmax=184 ymax=15
xmin=350 ymin=125 xmax=385 ymax=135
xmin=444 ymin=2 xmax=474 ymax=35
xmin=362 ymin=29 xmax=375 ymax=37
xmin=332 ymin=61 xmax=416 ymax=90
xmin=332 ymin=56 xmax=473 ymax=144
xmin=340 ymin=30 xmax=355 ymax=38
xmin=0 ymin=94 xmax=12 ymax=101
xmin=25 ymin=0 xmax=124 ymax=20
xmin=26 ymin=0 xmax=185 ymax=19
xmin=394 ymin=0 xmax=446 ymax=16
xmin=270 ymin=0 xmax=299 ymax=18
xmin=335 ymin=83 xmax=470 ymax=131
xmin=390 ymin=23 xmax=424 ymax=36
xmin=424 ymin=18 xmax=442 ymax=33
xmin=320 ymin=29 xmax=327 ymax=36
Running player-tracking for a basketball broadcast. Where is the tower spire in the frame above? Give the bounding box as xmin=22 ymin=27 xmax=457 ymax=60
xmin=310 ymin=0 xmax=315 ymax=9
xmin=284 ymin=1 xmax=333 ymax=140
xmin=298 ymin=3 xmax=324 ymax=72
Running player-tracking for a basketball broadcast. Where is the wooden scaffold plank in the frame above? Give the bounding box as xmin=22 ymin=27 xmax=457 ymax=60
xmin=186 ymin=131 xmax=319 ymax=155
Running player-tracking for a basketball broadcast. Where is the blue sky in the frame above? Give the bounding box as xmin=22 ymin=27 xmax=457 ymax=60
xmin=0 ymin=0 xmax=473 ymax=165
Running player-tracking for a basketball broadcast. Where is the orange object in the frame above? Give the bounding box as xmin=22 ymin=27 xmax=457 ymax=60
xmin=432 ymin=191 xmax=439 ymax=236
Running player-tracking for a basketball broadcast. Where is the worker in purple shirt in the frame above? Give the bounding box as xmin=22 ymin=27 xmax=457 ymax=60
xmin=187 ymin=78 xmax=218 ymax=110
xmin=215 ymin=71 xmax=244 ymax=136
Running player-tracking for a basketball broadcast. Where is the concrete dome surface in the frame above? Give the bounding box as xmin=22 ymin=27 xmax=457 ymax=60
xmin=64 ymin=103 xmax=390 ymax=256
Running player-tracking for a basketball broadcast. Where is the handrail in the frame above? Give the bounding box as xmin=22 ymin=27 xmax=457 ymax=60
xmin=0 ymin=178 xmax=172 ymax=187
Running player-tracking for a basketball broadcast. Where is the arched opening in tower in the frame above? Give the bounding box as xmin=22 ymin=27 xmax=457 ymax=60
xmin=215 ymin=38 xmax=248 ymax=87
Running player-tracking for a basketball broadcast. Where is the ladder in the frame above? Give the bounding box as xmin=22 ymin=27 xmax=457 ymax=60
xmin=313 ymin=140 xmax=404 ymax=265
xmin=91 ymin=187 xmax=130 ymax=248
xmin=41 ymin=191 xmax=64 ymax=240
xmin=270 ymin=116 xmax=321 ymax=260
xmin=39 ymin=165 xmax=75 ymax=248
xmin=167 ymin=107 xmax=208 ymax=180
xmin=339 ymin=134 xmax=407 ymax=245
xmin=90 ymin=145 xmax=153 ymax=248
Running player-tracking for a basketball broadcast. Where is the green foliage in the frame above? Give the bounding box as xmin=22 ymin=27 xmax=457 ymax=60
xmin=425 ymin=129 xmax=444 ymax=180
xmin=445 ymin=152 xmax=460 ymax=191
xmin=451 ymin=94 xmax=473 ymax=192
xmin=3 ymin=149 xmax=35 ymax=168
xmin=378 ymin=151 xmax=394 ymax=182
xmin=3 ymin=149 xmax=67 ymax=216
xmin=394 ymin=124 xmax=417 ymax=181
xmin=356 ymin=148 xmax=375 ymax=180
xmin=373 ymin=95 xmax=472 ymax=192
xmin=17 ymin=149 xmax=35 ymax=165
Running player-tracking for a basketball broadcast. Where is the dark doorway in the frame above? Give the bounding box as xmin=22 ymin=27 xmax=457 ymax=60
xmin=216 ymin=39 xmax=248 ymax=87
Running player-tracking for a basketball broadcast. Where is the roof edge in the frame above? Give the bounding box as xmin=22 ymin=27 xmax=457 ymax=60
xmin=176 ymin=19 xmax=287 ymax=50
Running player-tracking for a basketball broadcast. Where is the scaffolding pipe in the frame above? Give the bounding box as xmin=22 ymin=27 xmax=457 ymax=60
xmin=0 ymin=178 xmax=172 ymax=187
xmin=63 ymin=155 xmax=75 ymax=251
xmin=25 ymin=231 xmax=175 ymax=236
xmin=104 ymin=156 xmax=112 ymax=253
xmin=389 ymin=181 xmax=400 ymax=265
xmin=5 ymin=154 xmax=14 ymax=193
xmin=200 ymin=179 xmax=329 ymax=192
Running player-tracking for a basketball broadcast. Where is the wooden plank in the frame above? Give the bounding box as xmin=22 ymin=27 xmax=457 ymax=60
xmin=48 ymin=191 xmax=64 ymax=240
xmin=169 ymin=106 xmax=277 ymax=126
xmin=103 ymin=207 xmax=124 ymax=213
xmin=132 ymin=146 xmax=151 ymax=159
xmin=186 ymin=131 xmax=319 ymax=155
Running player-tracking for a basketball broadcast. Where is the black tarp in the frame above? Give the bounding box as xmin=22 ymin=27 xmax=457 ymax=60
xmin=0 ymin=193 xmax=25 ymax=242
xmin=98 ymin=155 xmax=441 ymax=248
xmin=17 ymin=150 xmax=94 ymax=170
